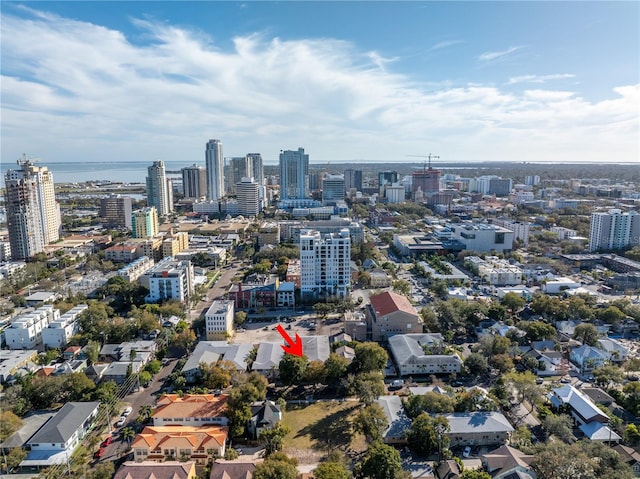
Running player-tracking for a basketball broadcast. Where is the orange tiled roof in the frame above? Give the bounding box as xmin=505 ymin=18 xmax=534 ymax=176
xmin=369 ymin=291 xmax=417 ymax=317
xmin=153 ymin=394 xmax=229 ymax=419
xmin=132 ymin=426 xmax=228 ymax=451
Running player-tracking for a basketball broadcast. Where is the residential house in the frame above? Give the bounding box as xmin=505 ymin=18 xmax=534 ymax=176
xmin=153 ymin=394 xmax=229 ymax=427
xmin=252 ymin=342 xmax=284 ymax=378
xmin=597 ymin=337 xmax=629 ymax=363
xmin=376 ymin=395 xmax=411 ymax=444
xmin=520 ymin=347 xmax=563 ymax=377
xmin=443 ymin=412 xmax=514 ymax=447
xmin=366 ymin=291 xmax=423 ymax=341
xmin=301 ymin=336 xmax=330 ymax=362
xmin=436 ymin=460 xmax=461 ymax=479
xmin=0 ymin=349 xmax=38 ymax=383
xmin=132 ymin=426 xmax=228 ymax=463
xmin=481 ymin=445 xmax=536 ymax=479
xmin=102 ymin=361 xmax=144 ymax=385
xmin=388 ymin=334 xmax=463 ymax=377
xmin=548 ymin=384 xmax=609 ymax=427
xmin=210 ymin=462 xmax=256 ymax=479
xmin=579 ymin=421 xmax=620 ymax=443
xmin=570 ymin=345 xmax=608 ymax=372
xmin=181 ymin=341 xmax=252 ymax=382
xmin=613 ymin=445 xmax=640 ymax=477
xmin=114 ymin=461 xmax=197 ymax=479
xmin=21 ymin=402 xmax=100 ymax=469
xmin=0 ymin=411 xmax=56 ymax=454
xmin=248 ymin=401 xmax=282 ymax=439
xmin=334 ymin=345 xmax=355 ymax=363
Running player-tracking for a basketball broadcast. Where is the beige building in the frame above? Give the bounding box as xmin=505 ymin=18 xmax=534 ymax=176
xmin=369 ymin=268 xmax=393 ymax=288
xmin=132 ymin=426 xmax=228 ymax=463
xmin=153 ymin=394 xmax=229 ymax=427
xmin=132 ymin=207 xmax=159 ymax=239
xmin=367 ymin=291 xmax=422 ymax=341
xmin=205 ymin=300 xmax=234 ymax=340
xmin=162 ymin=231 xmax=189 ymax=258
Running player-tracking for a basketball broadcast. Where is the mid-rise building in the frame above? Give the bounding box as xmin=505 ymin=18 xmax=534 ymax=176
xmin=162 ymin=230 xmax=189 ymax=258
xmin=206 ymin=139 xmax=225 ymax=201
xmin=299 ymin=228 xmax=351 ymax=298
xmin=465 ymin=256 xmax=523 ymax=286
xmin=366 ymin=291 xmax=423 ymax=341
xmin=205 ymin=300 xmax=234 ymax=340
xmin=412 ymin=167 xmax=441 ymax=198
xmin=4 ymin=158 xmax=61 ymax=260
xmin=488 ymin=178 xmax=513 ymax=197
xmin=182 ymin=164 xmax=207 ymax=199
xmin=143 ymin=256 xmax=194 ymax=304
xmin=236 ymin=177 xmax=260 ymax=216
xmin=100 ymin=195 xmax=133 ymax=229
xmin=132 ymin=207 xmax=159 ymax=238
xmin=385 ymin=185 xmax=406 ymax=204
xmin=227 ymin=156 xmax=250 ymax=194
xmin=322 ymin=175 xmax=345 ymax=206
xmin=589 ymin=209 xmax=640 ymax=252
xmin=146 ymin=160 xmax=173 ymax=216
xmin=117 ymin=256 xmax=155 ymax=282
xmin=378 ymin=171 xmax=399 ymax=196
xmin=525 ymin=175 xmax=541 ymax=186
xmin=5 ymin=305 xmax=60 ymax=349
xmin=344 ymin=168 xmax=363 ymax=193
xmin=41 ymin=304 xmax=88 ymax=349
xmin=449 ymin=222 xmax=515 ymax=253
xmin=279 ymin=148 xmax=309 ymax=200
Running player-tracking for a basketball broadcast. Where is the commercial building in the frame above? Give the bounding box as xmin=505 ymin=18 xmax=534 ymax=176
xmin=100 ymin=195 xmax=132 ymax=229
xmin=236 ymin=177 xmax=260 ymax=216
xmin=344 ymin=168 xmax=363 ymax=193
xmin=132 ymin=207 xmax=159 ymax=238
xmin=205 ymin=300 xmax=234 ymax=340
xmin=322 ymin=175 xmax=345 ymax=206
xmin=279 ymin=148 xmax=309 ymax=200
xmin=589 ymin=209 xmax=640 ymax=252
xmin=366 ymin=291 xmax=423 ymax=341
xmin=143 ymin=257 xmax=194 ymax=304
xmin=4 ymin=159 xmax=61 ymax=260
xmin=388 ymin=334 xmax=462 ymax=376
xmin=299 ymin=228 xmax=351 ymax=298
xmin=412 ymin=167 xmax=441 ymax=198
xmin=162 ymin=230 xmax=189 ymax=258
xmin=117 ymin=256 xmax=155 ymax=282
xmin=206 ymin=139 xmax=225 ymax=201
xmin=146 ymin=160 xmax=173 ymax=217
xmin=181 ymin=164 xmax=207 ymax=199
xmin=465 ymin=256 xmax=523 ymax=286
xmin=449 ymin=222 xmax=514 ymax=253
xmin=247 ymin=153 xmax=264 ymax=185
xmin=378 ymin=171 xmax=399 ymax=196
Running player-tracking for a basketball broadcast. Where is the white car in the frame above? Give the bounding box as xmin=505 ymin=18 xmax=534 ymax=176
xmin=462 ymin=446 xmax=472 ymax=458
xmin=122 ymin=406 xmax=133 ymax=417
xmin=116 ymin=417 xmax=126 ymax=427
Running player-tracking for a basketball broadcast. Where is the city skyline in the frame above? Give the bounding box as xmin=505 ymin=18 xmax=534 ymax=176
xmin=1 ymin=2 xmax=638 ymax=165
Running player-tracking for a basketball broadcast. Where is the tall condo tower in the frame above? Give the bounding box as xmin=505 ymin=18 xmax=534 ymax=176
xmin=4 ymin=157 xmax=61 ymax=260
xmin=279 ymin=147 xmax=309 ymax=200
xmin=206 ymin=139 xmax=224 ymax=201
xmin=181 ymin=164 xmax=207 ymax=199
xmin=146 ymin=160 xmax=173 ymax=216
xmin=247 ymin=153 xmax=264 ymax=185
xmin=236 ymin=177 xmax=261 ymax=217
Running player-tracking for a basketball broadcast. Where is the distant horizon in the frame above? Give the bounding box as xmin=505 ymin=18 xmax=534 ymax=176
xmin=1 ymin=2 xmax=638 ymax=165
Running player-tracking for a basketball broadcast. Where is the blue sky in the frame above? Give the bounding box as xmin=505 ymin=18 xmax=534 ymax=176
xmin=1 ymin=1 xmax=638 ymax=165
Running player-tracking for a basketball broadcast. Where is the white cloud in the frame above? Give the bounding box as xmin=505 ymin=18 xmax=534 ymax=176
xmin=0 ymin=9 xmax=638 ymax=165
xmin=429 ymin=40 xmax=464 ymax=51
xmin=508 ymin=73 xmax=576 ymax=84
xmin=478 ymin=46 xmax=523 ymax=62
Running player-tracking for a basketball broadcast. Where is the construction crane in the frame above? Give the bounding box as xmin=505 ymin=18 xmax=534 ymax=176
xmin=406 ymin=153 xmax=440 ymax=173
xmin=17 ymin=153 xmax=42 ymax=167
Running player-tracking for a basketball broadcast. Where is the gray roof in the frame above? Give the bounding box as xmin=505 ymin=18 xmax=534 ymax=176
xmin=377 ymin=395 xmax=410 ymax=440
xmin=28 ymin=402 xmax=100 ymax=445
xmin=388 ymin=334 xmax=461 ymax=367
xmin=301 ymin=336 xmax=330 ymax=362
xmin=182 ymin=341 xmax=253 ymax=372
xmin=549 ymin=384 xmax=608 ymax=423
xmin=253 ymin=342 xmax=284 ymax=371
xmin=0 ymin=411 xmax=56 ymax=449
xmin=443 ymin=412 xmax=514 ymax=435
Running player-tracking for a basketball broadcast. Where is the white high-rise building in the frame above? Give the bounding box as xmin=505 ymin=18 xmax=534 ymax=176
xmin=589 ymin=209 xmax=640 ymax=252
xmin=279 ymin=148 xmax=309 ymax=200
xmin=4 ymin=158 xmax=61 ymax=260
xmin=236 ymin=177 xmax=260 ymax=217
xmin=206 ymin=139 xmax=225 ymax=201
xmin=146 ymin=160 xmax=173 ymax=216
xmin=299 ymin=228 xmax=351 ymax=298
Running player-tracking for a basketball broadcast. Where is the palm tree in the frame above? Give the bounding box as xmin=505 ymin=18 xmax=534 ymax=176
xmin=121 ymin=426 xmax=136 ymax=446
xmin=138 ymin=405 xmax=153 ymax=424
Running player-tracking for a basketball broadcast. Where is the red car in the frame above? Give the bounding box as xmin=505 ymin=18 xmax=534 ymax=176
xmin=93 ymin=447 xmax=106 ymax=459
xmin=100 ymin=436 xmax=113 ymax=447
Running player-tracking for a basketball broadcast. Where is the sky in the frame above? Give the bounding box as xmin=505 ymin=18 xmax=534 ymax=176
xmin=1 ymin=1 xmax=639 ymax=166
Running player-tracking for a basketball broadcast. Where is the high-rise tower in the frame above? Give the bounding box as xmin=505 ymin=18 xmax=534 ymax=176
xmin=4 ymin=157 xmax=61 ymax=260
xmin=279 ymin=148 xmax=309 ymax=200
xmin=247 ymin=153 xmax=264 ymax=185
xmin=205 ymin=139 xmax=224 ymax=201
xmin=146 ymin=160 xmax=173 ymax=216
xmin=181 ymin=164 xmax=207 ymax=199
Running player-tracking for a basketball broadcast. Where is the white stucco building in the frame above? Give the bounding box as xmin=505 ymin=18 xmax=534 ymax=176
xmin=299 ymin=228 xmax=351 ymax=298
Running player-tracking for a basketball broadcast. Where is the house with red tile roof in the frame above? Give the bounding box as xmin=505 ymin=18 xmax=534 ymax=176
xmin=152 ymin=394 xmax=229 ymax=427
xmin=114 ymin=461 xmax=197 ymax=479
xmin=131 ymin=426 xmax=228 ymax=463
xmin=366 ymin=291 xmax=422 ymax=341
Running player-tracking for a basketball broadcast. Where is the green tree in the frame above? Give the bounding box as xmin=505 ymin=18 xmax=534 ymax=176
xmin=259 ymin=423 xmax=290 ymax=456
xmin=504 ymin=371 xmax=540 ymax=413
xmin=403 ymin=393 xmax=455 ymax=419
xmin=501 ymin=292 xmax=526 ymax=311
xmin=139 ymin=370 xmax=152 ymax=387
xmin=324 ymin=353 xmax=349 ymax=386
xmin=573 ymin=323 xmax=599 ymax=346
xmin=351 ymin=342 xmax=388 ymax=373
xmin=392 ymin=280 xmax=411 ymax=296
xmin=0 ymin=411 xmax=23 ymax=441
xmin=353 ymin=404 xmax=388 ymax=442
xmin=406 ymin=413 xmax=450 ymax=456
xmin=279 ymin=354 xmax=309 ymax=386
xmin=521 ymin=321 xmax=557 ymax=341
xmin=200 ymin=360 xmax=235 ymax=389
xmin=358 ymin=441 xmax=405 ymax=479
xmin=5 ymin=447 xmax=27 ymax=470
xmin=254 ymin=453 xmax=298 ymax=479
xmin=352 ymin=371 xmax=386 ymax=405
xmin=234 ymin=311 xmax=247 ymax=325
xmin=121 ymin=426 xmax=136 ymax=445
xmin=84 ymin=340 xmax=101 ymax=365
xmin=460 ymin=472 xmax=491 ymax=479
xmin=305 ymin=360 xmax=327 ymax=384
xmin=592 ymin=364 xmax=625 ymax=389
xmin=599 ymin=306 xmax=625 ymax=325
xmin=542 ymin=413 xmax=575 ymax=443
xmin=464 ymin=353 xmax=489 ymax=376
xmin=314 ymin=461 xmax=351 ymax=479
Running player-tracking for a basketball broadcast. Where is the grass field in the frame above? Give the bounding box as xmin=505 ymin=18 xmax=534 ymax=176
xmin=281 ymin=400 xmax=367 ymax=462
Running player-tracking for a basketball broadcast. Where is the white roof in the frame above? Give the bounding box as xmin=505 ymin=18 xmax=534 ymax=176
xmin=579 ymin=422 xmax=621 ymax=441
xmin=443 ymin=412 xmax=514 ymax=435
xmin=253 ymin=342 xmax=285 ymax=371
xmin=549 ymin=384 xmax=608 ymax=422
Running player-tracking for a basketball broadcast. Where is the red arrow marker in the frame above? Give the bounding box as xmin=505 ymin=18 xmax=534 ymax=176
xmin=275 ymin=324 xmax=303 ymax=357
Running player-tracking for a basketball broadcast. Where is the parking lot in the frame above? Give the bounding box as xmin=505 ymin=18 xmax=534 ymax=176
xmin=233 ymin=312 xmax=323 ymax=343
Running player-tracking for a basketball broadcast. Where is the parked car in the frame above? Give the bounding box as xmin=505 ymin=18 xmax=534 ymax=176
xmin=100 ymin=436 xmax=113 ymax=447
xmin=560 ymin=377 xmax=571 ymax=384
xmin=122 ymin=406 xmax=133 ymax=417
xmin=116 ymin=417 xmax=126 ymax=427
xmin=94 ymin=448 xmax=106 ymax=459
xmin=462 ymin=446 xmax=472 ymax=458
xmin=536 ymin=378 xmax=544 ymax=385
